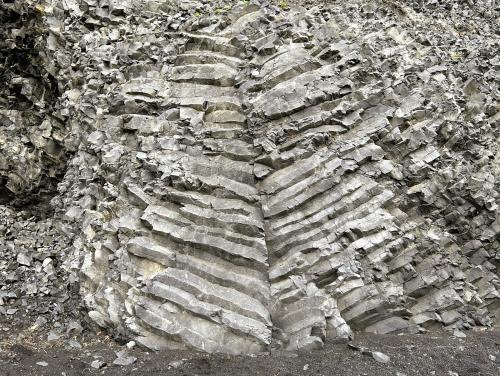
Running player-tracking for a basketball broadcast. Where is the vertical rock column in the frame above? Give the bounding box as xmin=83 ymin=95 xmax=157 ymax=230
xmin=68 ymin=10 xmax=274 ymax=354
xmin=126 ymin=31 xmax=273 ymax=354
xmin=250 ymin=44 xmax=404 ymax=350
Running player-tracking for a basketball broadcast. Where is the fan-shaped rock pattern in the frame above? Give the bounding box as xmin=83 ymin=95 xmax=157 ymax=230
xmin=42 ymin=0 xmax=499 ymax=354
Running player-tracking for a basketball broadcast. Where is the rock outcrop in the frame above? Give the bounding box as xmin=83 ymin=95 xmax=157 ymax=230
xmin=1 ymin=0 xmax=499 ymax=354
xmin=0 ymin=1 xmax=68 ymax=207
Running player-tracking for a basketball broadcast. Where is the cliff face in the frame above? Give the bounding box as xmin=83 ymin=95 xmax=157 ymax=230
xmin=1 ymin=0 xmax=499 ymax=354
xmin=0 ymin=1 xmax=68 ymax=209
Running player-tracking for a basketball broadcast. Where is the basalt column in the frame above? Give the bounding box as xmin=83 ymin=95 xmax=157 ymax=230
xmin=49 ymin=0 xmax=499 ymax=355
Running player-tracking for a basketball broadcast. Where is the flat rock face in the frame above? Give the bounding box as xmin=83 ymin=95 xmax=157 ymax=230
xmin=1 ymin=0 xmax=499 ymax=354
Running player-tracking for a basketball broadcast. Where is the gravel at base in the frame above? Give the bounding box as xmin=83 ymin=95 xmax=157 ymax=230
xmin=0 ymin=330 xmax=498 ymax=376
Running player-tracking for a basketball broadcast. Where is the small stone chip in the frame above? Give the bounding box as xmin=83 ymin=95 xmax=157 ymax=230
xmin=372 ymin=351 xmax=390 ymax=363
xmin=113 ymin=351 xmax=137 ymax=366
xmin=17 ymin=253 xmax=32 ymax=266
xmin=453 ymin=330 xmax=467 ymax=338
xmin=168 ymin=360 xmax=185 ymax=369
xmin=91 ymin=360 xmax=107 ymax=369
xmin=126 ymin=340 xmax=136 ymax=349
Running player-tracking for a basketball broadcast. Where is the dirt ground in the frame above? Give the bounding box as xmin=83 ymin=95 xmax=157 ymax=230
xmin=0 ymin=327 xmax=498 ymax=376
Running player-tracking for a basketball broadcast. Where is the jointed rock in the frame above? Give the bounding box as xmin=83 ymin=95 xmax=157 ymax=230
xmin=1 ymin=0 xmax=499 ymax=354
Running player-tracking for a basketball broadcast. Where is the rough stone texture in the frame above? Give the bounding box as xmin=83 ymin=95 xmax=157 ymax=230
xmin=0 ymin=1 xmax=82 ymax=336
xmin=1 ymin=0 xmax=499 ymax=355
xmin=0 ymin=205 xmax=83 ymax=332
xmin=0 ymin=1 xmax=70 ymax=207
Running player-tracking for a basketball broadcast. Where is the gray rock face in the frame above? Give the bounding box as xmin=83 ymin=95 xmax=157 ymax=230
xmin=2 ymin=0 xmax=499 ymax=354
xmin=0 ymin=1 xmax=69 ymax=207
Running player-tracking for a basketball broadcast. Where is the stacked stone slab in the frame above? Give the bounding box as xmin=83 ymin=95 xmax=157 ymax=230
xmin=13 ymin=0 xmax=498 ymax=354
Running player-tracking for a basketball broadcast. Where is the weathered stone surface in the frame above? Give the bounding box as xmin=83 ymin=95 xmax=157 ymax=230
xmin=1 ymin=0 xmax=499 ymax=355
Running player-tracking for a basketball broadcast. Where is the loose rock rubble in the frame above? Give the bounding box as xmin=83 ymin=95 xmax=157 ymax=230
xmin=0 ymin=206 xmax=82 ymax=333
xmin=1 ymin=0 xmax=499 ymax=355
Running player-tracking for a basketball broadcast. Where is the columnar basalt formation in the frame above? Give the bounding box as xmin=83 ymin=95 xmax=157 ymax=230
xmin=2 ymin=0 xmax=498 ymax=354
